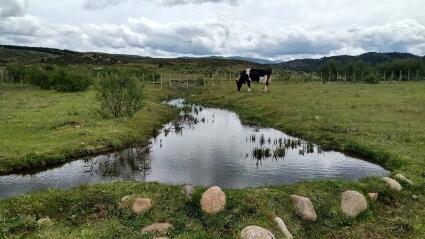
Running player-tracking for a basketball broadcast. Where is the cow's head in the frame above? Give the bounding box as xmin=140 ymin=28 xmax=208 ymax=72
xmin=236 ymin=79 xmax=243 ymax=91
xmin=236 ymin=71 xmax=249 ymax=91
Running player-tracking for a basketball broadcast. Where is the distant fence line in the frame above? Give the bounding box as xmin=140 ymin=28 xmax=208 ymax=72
xmin=1 ymin=68 xmax=425 ymax=88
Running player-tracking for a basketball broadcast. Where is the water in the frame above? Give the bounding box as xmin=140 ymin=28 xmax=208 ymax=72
xmin=0 ymin=99 xmax=388 ymax=198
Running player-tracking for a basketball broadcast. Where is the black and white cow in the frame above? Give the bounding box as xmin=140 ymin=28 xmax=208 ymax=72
xmin=236 ymin=68 xmax=273 ymax=92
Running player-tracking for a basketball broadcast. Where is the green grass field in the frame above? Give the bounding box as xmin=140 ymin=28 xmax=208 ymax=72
xmin=0 ymin=84 xmax=177 ymax=174
xmin=1 ymin=81 xmax=424 ymax=238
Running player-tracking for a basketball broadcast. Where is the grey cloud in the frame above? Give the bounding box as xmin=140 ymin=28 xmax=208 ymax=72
xmin=0 ymin=0 xmax=26 ymax=17
xmin=82 ymin=0 xmax=238 ymax=10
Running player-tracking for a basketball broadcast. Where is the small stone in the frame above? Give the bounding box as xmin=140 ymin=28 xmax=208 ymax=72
xmin=182 ymin=185 xmax=195 ymax=201
xmin=394 ymin=174 xmax=413 ymax=185
xmin=240 ymin=225 xmax=276 ymax=239
xmin=412 ymin=195 xmax=418 ymax=200
xmin=37 ymin=217 xmax=53 ymax=227
xmin=290 ymin=195 xmax=317 ymax=222
xmin=341 ymin=190 xmax=368 ymax=218
xmin=153 ymin=238 xmax=169 ymax=239
xmin=368 ymin=193 xmax=378 ymax=202
xmin=132 ymin=198 xmax=153 ymax=215
xmin=142 ymin=223 xmax=173 ymax=234
xmin=200 ymin=186 xmax=226 ymax=214
xmin=274 ymin=217 xmax=293 ymax=239
xmin=382 ymin=177 xmax=402 ymax=192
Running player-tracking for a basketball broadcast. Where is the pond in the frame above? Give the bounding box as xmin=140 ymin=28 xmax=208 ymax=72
xmin=0 ymin=99 xmax=388 ymax=198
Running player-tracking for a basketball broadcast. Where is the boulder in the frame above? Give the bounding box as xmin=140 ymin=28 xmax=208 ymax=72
xmin=394 ymin=174 xmax=413 ymax=185
xmin=200 ymin=186 xmax=226 ymax=214
xmin=142 ymin=223 xmax=173 ymax=234
xmin=37 ymin=217 xmax=53 ymax=227
xmin=382 ymin=177 xmax=402 ymax=192
xmin=290 ymin=195 xmax=317 ymax=222
xmin=341 ymin=190 xmax=368 ymax=218
xmin=368 ymin=193 xmax=378 ymax=202
xmin=182 ymin=185 xmax=195 ymax=201
xmin=240 ymin=225 xmax=276 ymax=239
xmin=274 ymin=217 xmax=293 ymax=239
xmin=132 ymin=198 xmax=153 ymax=215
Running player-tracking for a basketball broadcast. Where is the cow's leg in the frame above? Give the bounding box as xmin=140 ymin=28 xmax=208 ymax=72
xmin=247 ymin=81 xmax=252 ymax=92
xmin=264 ymin=75 xmax=272 ymax=92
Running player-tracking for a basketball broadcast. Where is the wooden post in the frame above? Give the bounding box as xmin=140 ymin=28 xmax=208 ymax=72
xmin=384 ymin=71 xmax=386 ymax=81
xmin=353 ymin=71 xmax=356 ymax=83
xmin=1 ymin=70 xmax=3 ymax=82
xmin=152 ymin=75 xmax=154 ymax=85
xmin=399 ymin=70 xmax=402 ymax=81
xmin=320 ymin=72 xmax=323 ymax=83
xmin=160 ymin=74 xmax=163 ymax=88
xmin=361 ymin=71 xmax=364 ymax=82
xmin=142 ymin=73 xmax=145 ymax=83
xmin=416 ymin=70 xmax=419 ymax=81
xmin=408 ymin=69 xmax=410 ymax=81
xmin=186 ymin=76 xmax=189 ymax=87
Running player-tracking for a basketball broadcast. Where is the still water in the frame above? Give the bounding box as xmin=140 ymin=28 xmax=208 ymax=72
xmin=0 ymin=99 xmax=388 ymax=198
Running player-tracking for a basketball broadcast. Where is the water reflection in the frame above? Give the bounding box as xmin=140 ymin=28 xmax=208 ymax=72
xmin=0 ymin=99 xmax=389 ymax=199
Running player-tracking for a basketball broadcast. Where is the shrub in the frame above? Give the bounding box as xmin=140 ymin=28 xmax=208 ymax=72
xmin=52 ymin=70 xmax=91 ymax=92
xmin=96 ymin=76 xmax=144 ymax=118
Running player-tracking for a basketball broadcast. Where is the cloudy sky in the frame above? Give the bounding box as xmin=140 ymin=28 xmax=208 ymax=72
xmin=1 ymin=0 xmax=425 ymax=60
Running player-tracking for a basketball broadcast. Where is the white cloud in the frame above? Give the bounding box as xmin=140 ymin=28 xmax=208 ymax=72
xmin=2 ymin=0 xmax=425 ymax=60
xmin=82 ymin=0 xmax=238 ymax=10
xmin=0 ymin=0 xmax=26 ymax=17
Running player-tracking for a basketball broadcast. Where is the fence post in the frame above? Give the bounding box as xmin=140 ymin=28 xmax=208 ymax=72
xmin=142 ymin=73 xmax=145 ymax=83
xmin=187 ymin=76 xmax=189 ymax=87
xmin=383 ymin=71 xmax=386 ymax=81
xmin=160 ymin=74 xmax=163 ymax=88
xmin=320 ymin=72 xmax=323 ymax=83
xmin=353 ymin=71 xmax=356 ymax=83
xmin=399 ymin=70 xmax=402 ymax=81
xmin=417 ymin=70 xmax=419 ymax=81
xmin=408 ymin=69 xmax=410 ymax=81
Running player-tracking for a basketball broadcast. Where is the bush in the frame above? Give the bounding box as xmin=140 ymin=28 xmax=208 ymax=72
xmin=52 ymin=70 xmax=91 ymax=92
xmin=6 ymin=65 xmax=91 ymax=92
xmin=96 ymin=76 xmax=144 ymax=118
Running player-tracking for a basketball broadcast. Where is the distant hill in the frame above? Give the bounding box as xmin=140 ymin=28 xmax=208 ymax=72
xmin=274 ymin=52 xmax=424 ymax=71
xmin=1 ymin=45 xmax=424 ymax=71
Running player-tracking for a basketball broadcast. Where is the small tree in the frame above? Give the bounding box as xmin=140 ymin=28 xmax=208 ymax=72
xmin=96 ymin=76 xmax=144 ymax=118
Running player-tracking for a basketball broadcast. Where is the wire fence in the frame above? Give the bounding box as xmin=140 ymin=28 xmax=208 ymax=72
xmin=1 ymin=68 xmax=424 ymax=89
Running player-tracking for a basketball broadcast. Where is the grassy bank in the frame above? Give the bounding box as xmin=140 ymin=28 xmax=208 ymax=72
xmin=1 ymin=82 xmax=424 ymax=238
xmin=0 ymin=84 xmax=177 ymax=174
xmin=191 ymin=82 xmax=425 ymax=177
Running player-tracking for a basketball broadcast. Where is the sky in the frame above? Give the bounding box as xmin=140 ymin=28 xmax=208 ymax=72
xmin=1 ymin=0 xmax=425 ymax=60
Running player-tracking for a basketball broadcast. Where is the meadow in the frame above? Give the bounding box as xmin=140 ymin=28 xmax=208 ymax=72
xmin=1 ymin=79 xmax=424 ymax=238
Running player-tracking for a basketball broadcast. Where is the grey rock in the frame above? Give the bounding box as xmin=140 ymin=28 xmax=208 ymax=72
xmin=274 ymin=217 xmax=293 ymax=239
xmin=291 ymin=195 xmax=317 ymax=222
xmin=382 ymin=177 xmax=402 ymax=192
xmin=240 ymin=225 xmax=276 ymax=239
xmin=341 ymin=190 xmax=368 ymax=218
xmin=200 ymin=186 xmax=226 ymax=214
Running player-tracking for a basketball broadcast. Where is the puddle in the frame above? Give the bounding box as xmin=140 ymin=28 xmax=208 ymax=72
xmin=0 ymin=99 xmax=388 ymax=198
